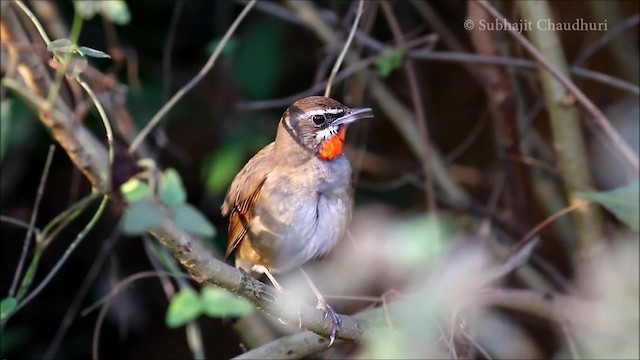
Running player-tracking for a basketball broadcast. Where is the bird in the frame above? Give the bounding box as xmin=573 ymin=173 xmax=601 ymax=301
xmin=221 ymin=95 xmax=373 ymax=344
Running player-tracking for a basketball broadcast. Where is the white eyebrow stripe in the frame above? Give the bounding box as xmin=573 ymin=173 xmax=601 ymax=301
xmin=306 ymin=108 xmax=345 ymax=116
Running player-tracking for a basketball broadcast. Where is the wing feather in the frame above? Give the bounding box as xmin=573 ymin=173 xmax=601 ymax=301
xmin=222 ymin=143 xmax=274 ymax=259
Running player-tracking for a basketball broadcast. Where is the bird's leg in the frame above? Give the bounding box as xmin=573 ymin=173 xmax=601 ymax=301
xmin=251 ymin=265 xmax=282 ymax=292
xmin=300 ymin=268 xmax=342 ymax=346
xmin=252 ymin=265 xmax=291 ymax=325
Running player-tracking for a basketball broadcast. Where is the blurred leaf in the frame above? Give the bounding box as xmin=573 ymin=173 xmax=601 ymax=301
xmin=166 ymin=288 xmax=202 ymax=328
xmin=73 ymin=1 xmax=100 ymax=19
xmin=203 ymin=144 xmax=245 ymax=195
xmin=390 ymin=214 xmax=451 ymax=269
xmin=78 ymin=46 xmax=111 ymax=58
xmin=1 ymin=297 xmax=17 ymax=321
xmin=174 ymin=204 xmax=216 ymax=238
xmin=375 ymin=48 xmax=407 ymax=77
xmin=232 ymin=17 xmax=285 ymax=99
xmin=1 ymin=99 xmax=12 ymax=161
xmin=120 ymin=178 xmax=150 ymax=202
xmin=206 ymin=37 xmax=238 ymax=57
xmin=57 ymin=56 xmax=87 ymax=79
xmin=201 ymin=285 xmax=253 ymax=317
xmin=203 ymin=131 xmax=270 ymax=196
xmin=159 ymin=168 xmax=187 ymax=206
xmin=0 ymin=98 xmax=32 ymax=163
xmin=74 ymin=1 xmax=130 ymax=25
xmin=47 ymin=38 xmax=74 ymax=54
xmin=576 ymin=181 xmax=640 ymax=232
xmin=121 ymin=199 xmax=164 ymax=235
xmin=99 ymin=0 xmax=131 ymax=25
xmin=0 ymin=323 xmax=30 ymax=355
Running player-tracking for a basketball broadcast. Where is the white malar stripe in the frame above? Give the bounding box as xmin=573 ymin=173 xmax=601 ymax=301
xmin=315 ymin=125 xmax=339 ymax=140
xmin=306 ymin=108 xmax=345 ymax=116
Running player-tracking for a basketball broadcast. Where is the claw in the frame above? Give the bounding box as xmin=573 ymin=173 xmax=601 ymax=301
xmin=316 ymin=297 xmax=342 ymax=346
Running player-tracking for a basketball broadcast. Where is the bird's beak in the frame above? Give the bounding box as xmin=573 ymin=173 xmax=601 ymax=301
xmin=332 ymin=107 xmax=374 ymax=127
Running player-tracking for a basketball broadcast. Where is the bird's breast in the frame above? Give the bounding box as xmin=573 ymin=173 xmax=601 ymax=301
xmin=247 ymin=158 xmax=352 ymax=272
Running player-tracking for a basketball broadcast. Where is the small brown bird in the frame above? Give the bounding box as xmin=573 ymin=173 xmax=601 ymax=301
xmin=222 ymin=96 xmax=372 ymax=343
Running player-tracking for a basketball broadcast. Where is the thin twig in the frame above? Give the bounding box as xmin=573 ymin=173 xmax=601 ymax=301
xmin=0 ymin=216 xmax=41 ymax=234
xmin=323 ymin=0 xmax=364 ymax=97
xmin=572 ymin=13 xmax=640 ymax=68
xmin=3 ymin=194 xmax=105 ymax=326
xmin=88 ymin=271 xmax=181 ymax=359
xmin=161 ymin=0 xmax=184 ymax=100
xmin=44 ymin=225 xmax=122 ymax=359
xmin=515 ymin=201 xmax=589 ymax=254
xmin=129 ymin=0 xmax=257 ymax=153
xmin=476 ymin=0 xmax=639 ymax=171
xmin=379 ymin=0 xmax=436 ymax=213
xmin=9 ymin=144 xmax=55 ymax=297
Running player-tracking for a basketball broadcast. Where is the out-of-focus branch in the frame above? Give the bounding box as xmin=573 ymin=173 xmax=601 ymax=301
xmin=476 ymin=0 xmax=639 ymax=171
xmin=236 ymin=286 xmax=602 ymax=359
xmin=514 ymin=1 xmax=604 ymax=253
xmin=466 ymin=1 xmax=532 ymax=229
xmin=284 ymin=0 xmax=470 ymax=206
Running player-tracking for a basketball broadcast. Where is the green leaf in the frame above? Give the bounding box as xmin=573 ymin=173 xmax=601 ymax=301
xmin=166 ymin=288 xmax=202 ymax=328
xmin=159 ymin=168 xmax=187 ymax=206
xmin=120 ymin=178 xmax=150 ymax=202
xmin=576 ymin=181 xmax=640 ymax=232
xmin=375 ymin=48 xmax=407 ymax=77
xmin=174 ymin=204 xmax=216 ymax=238
xmin=1 ymin=297 xmax=17 ymax=321
xmin=78 ymin=46 xmax=111 ymax=59
xmin=201 ymin=285 xmax=253 ymax=317
xmin=47 ymin=38 xmax=74 ymax=54
xmin=121 ymin=199 xmax=164 ymax=235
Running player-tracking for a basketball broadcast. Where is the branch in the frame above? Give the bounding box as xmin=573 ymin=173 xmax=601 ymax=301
xmin=477 ymin=0 xmax=639 ymax=171
xmin=513 ymin=0 xmax=604 ymax=252
xmin=1 ymin=1 xmax=368 ymax=346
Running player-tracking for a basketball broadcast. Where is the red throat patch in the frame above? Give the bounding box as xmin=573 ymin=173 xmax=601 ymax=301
xmin=318 ymin=125 xmax=347 ymax=160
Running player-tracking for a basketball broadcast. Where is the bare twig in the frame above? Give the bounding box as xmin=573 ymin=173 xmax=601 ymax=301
xmin=515 ymin=201 xmax=589 ymax=255
xmin=161 ymin=0 xmax=184 ymax=100
xmin=44 ymin=226 xmax=122 ymax=359
xmin=324 ymin=0 xmax=364 ymax=97
xmin=476 ymin=0 xmax=639 ymax=171
xmin=572 ymin=13 xmax=640 ymax=68
xmin=8 ymin=145 xmax=55 ymax=297
xmin=379 ymin=0 xmax=436 ymax=213
xmin=129 ymin=0 xmax=257 ymax=153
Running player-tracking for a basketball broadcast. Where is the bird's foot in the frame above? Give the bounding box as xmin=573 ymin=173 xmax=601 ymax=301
xmin=316 ymin=298 xmax=342 ymax=346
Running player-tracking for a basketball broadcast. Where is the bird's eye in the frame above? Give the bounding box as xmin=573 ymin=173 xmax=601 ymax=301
xmin=312 ymin=114 xmax=326 ymax=125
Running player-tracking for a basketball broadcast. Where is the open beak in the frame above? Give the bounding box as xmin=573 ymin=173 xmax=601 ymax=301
xmin=332 ymin=107 xmax=374 ymax=127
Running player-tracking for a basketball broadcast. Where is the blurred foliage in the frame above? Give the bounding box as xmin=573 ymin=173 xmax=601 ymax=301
xmin=576 ymin=180 xmax=640 ymax=232
xmin=230 ymin=17 xmax=286 ymax=99
xmin=375 ymin=48 xmax=407 ymax=77
xmin=73 ymin=0 xmax=130 ymax=25
xmin=1 ymin=0 xmax=639 ymax=359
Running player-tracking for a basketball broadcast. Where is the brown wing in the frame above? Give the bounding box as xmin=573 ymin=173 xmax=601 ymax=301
xmin=221 ymin=142 xmax=274 ymax=259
